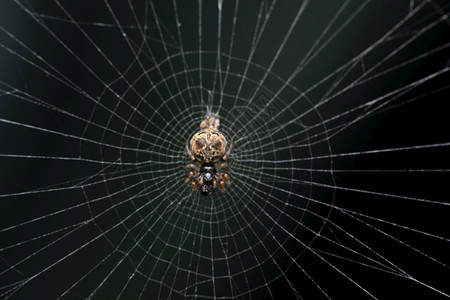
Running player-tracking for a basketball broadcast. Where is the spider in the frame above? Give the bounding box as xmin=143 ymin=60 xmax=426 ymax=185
xmin=185 ymin=113 xmax=232 ymax=195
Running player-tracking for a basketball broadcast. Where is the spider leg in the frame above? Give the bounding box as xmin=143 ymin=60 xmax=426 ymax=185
xmin=219 ymin=181 xmax=225 ymax=193
xmin=185 ymin=163 xmax=200 ymax=172
xmin=185 ymin=171 xmax=197 ymax=184
xmin=221 ymin=173 xmax=231 ymax=187
xmin=186 ymin=140 xmax=195 ymax=161
xmin=222 ymin=140 xmax=233 ymax=161
xmin=216 ymin=173 xmax=227 ymax=193
xmin=214 ymin=161 xmax=228 ymax=171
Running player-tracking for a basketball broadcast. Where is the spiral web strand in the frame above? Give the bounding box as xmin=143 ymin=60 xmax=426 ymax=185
xmin=0 ymin=0 xmax=449 ymax=299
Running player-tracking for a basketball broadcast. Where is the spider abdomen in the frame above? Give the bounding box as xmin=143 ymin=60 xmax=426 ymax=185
xmin=185 ymin=114 xmax=232 ymax=195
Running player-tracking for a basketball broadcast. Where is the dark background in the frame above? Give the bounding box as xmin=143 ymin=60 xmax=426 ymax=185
xmin=0 ymin=1 xmax=449 ymax=299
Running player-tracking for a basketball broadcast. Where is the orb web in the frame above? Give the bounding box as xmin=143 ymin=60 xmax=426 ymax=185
xmin=0 ymin=0 xmax=449 ymax=299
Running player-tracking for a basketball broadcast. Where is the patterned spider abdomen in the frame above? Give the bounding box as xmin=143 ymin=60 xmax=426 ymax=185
xmin=190 ymin=129 xmax=227 ymax=163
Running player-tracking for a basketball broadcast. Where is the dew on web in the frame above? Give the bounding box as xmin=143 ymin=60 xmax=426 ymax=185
xmin=0 ymin=0 xmax=449 ymax=299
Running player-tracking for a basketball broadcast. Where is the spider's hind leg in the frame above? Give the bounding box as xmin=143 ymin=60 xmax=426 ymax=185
xmin=221 ymin=173 xmax=231 ymax=187
xmin=186 ymin=140 xmax=195 ymax=161
xmin=219 ymin=181 xmax=225 ymax=193
xmin=185 ymin=171 xmax=197 ymax=184
xmin=185 ymin=163 xmax=200 ymax=172
xmin=222 ymin=140 xmax=233 ymax=161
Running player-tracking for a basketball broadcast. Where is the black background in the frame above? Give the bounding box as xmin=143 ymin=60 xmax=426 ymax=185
xmin=0 ymin=1 xmax=449 ymax=299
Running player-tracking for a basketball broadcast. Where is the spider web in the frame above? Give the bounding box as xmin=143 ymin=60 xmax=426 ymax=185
xmin=0 ymin=0 xmax=449 ymax=299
